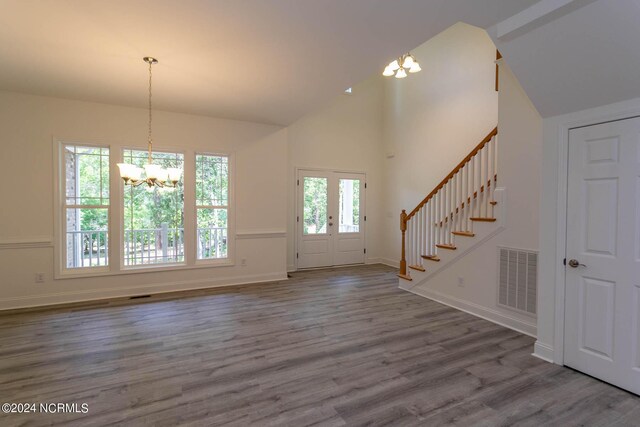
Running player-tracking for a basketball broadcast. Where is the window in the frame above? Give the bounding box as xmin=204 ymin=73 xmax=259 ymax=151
xmin=196 ymin=154 xmax=229 ymax=260
xmin=339 ymin=178 xmax=360 ymax=233
xmin=123 ymin=149 xmax=184 ymax=266
xmin=57 ymin=141 xmax=234 ymax=277
xmin=303 ymin=177 xmax=328 ymax=234
xmin=63 ymin=144 xmax=109 ymax=269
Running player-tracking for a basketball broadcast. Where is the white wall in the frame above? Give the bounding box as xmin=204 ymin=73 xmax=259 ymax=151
xmin=0 ymin=90 xmax=288 ymax=310
xmin=407 ymin=61 xmax=542 ymax=336
xmin=381 ymin=22 xmax=500 ymax=263
xmin=286 ymin=76 xmax=385 ymax=270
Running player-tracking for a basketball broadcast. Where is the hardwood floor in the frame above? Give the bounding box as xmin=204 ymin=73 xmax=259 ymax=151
xmin=0 ymin=264 xmax=638 ymax=426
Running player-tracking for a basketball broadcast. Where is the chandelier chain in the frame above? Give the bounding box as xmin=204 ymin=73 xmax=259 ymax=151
xmin=117 ymin=57 xmax=182 ymax=188
xmin=148 ymin=60 xmax=153 ymax=163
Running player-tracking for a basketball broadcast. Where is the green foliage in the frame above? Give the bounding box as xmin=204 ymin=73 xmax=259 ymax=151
xmin=303 ymin=177 xmax=327 ymax=234
xmin=123 ymin=150 xmax=184 ymax=232
xmin=70 ymin=149 xmax=229 ymax=255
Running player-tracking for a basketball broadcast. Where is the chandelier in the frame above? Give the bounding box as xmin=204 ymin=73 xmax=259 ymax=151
xmin=117 ymin=57 xmax=182 ymax=187
xmin=383 ymin=53 xmax=421 ymax=78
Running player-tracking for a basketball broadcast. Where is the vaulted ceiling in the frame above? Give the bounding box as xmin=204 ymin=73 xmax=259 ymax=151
xmin=490 ymin=0 xmax=640 ymax=118
xmin=0 ymin=0 xmax=538 ymax=125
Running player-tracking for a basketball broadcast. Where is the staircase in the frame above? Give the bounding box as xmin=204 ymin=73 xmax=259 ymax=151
xmin=398 ymin=127 xmax=500 ymax=283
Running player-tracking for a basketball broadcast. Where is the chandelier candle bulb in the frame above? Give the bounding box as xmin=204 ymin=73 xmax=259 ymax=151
xmin=117 ymin=163 xmax=135 ymax=181
xmin=167 ymin=168 xmax=182 ymax=183
xmin=144 ymin=163 xmax=163 ymax=181
xmin=131 ymin=167 xmax=143 ymax=181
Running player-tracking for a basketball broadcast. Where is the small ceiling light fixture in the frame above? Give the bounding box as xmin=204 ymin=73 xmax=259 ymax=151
xmin=117 ymin=57 xmax=182 ymax=187
xmin=383 ymin=53 xmax=421 ymax=78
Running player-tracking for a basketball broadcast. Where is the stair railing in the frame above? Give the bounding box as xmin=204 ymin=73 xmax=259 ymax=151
xmin=399 ymin=127 xmax=498 ymax=279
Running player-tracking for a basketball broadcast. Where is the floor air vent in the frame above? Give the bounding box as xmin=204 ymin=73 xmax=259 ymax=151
xmin=498 ymin=247 xmax=537 ymax=315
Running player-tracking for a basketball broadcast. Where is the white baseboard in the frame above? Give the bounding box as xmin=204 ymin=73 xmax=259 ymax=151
xmin=369 ymin=257 xmax=399 ymax=268
xmin=533 ymin=341 xmax=555 ymax=363
xmin=405 ymin=285 xmax=537 ymax=337
xmin=0 ymin=272 xmax=288 ymax=311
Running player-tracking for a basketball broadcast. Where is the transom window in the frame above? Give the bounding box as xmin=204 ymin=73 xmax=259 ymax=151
xmin=63 ymin=144 xmax=109 ymax=269
xmin=196 ymin=154 xmax=229 ymax=260
xmin=123 ymin=149 xmax=184 ymax=266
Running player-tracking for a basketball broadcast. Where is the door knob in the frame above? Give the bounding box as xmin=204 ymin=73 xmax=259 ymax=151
xmin=568 ymin=259 xmax=586 ymax=268
xmin=329 ymin=222 xmax=334 ymax=226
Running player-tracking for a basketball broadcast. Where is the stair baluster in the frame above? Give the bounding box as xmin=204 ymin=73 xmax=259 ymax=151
xmin=398 ymin=127 xmax=498 ymax=279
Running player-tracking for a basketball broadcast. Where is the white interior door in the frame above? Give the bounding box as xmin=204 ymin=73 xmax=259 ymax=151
xmin=297 ymin=170 xmax=365 ymax=269
xmin=564 ymin=117 xmax=640 ymax=395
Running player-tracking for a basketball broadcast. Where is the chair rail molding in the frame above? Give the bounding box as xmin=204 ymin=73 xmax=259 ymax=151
xmin=0 ymin=236 xmax=54 ymax=250
xmin=235 ymin=229 xmax=286 ymax=239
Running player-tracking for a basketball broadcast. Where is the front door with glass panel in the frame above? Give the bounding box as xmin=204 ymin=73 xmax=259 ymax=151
xmin=297 ymin=170 xmax=365 ymax=269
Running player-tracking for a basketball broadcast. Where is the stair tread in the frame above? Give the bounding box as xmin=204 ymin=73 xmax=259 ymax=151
xmin=408 ymin=265 xmax=426 ymax=272
xmin=398 ymin=274 xmax=413 ymax=281
xmin=421 ymin=255 xmax=441 ymax=262
xmin=452 ymin=231 xmax=475 ymax=237
xmin=436 ymin=244 xmax=457 ymax=250
xmin=470 ymin=217 xmax=497 ymax=222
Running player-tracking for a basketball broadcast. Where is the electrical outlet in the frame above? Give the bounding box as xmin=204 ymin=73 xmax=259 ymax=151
xmin=241 ymin=258 xmax=247 ymax=267
xmin=35 ymin=273 xmax=45 ymax=283
xmin=457 ymin=277 xmax=465 ymax=287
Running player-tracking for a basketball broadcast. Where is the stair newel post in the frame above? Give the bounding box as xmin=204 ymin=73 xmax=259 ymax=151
xmin=399 ymin=210 xmax=408 ymax=277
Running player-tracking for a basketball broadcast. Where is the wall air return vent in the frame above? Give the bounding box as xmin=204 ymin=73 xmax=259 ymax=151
xmin=498 ymin=247 xmax=537 ymax=315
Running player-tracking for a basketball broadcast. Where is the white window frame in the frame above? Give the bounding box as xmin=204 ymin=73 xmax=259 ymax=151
xmin=194 ymin=151 xmax=235 ymax=266
xmin=54 ymin=140 xmax=111 ymax=278
xmin=54 ymin=138 xmax=236 ymax=279
xmin=120 ymin=146 xmax=187 ymax=270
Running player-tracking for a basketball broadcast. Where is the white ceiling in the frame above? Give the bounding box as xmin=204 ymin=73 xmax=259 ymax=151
xmin=0 ymin=0 xmax=538 ymax=125
xmin=490 ymin=0 xmax=640 ymax=118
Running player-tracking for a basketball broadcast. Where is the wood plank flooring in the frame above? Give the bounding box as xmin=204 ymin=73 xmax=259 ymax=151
xmin=0 ymin=264 xmax=639 ymax=426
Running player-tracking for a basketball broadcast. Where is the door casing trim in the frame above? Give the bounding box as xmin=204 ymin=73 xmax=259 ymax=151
xmin=294 ymin=167 xmax=367 ymax=271
xmin=544 ymin=98 xmax=640 ymax=365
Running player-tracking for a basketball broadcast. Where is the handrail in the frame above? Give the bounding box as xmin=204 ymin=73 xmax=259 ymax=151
xmin=406 ymin=127 xmax=498 ymax=221
xmin=398 ymin=126 xmax=498 ymax=279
